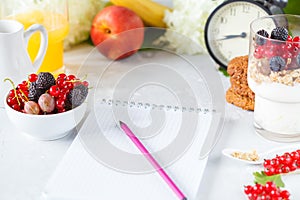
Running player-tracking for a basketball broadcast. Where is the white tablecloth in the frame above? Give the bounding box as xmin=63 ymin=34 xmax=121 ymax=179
xmin=1 ymin=43 xmax=299 ymax=200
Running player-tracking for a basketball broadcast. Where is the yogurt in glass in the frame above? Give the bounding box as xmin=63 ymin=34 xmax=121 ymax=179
xmin=248 ymin=14 xmax=300 ymax=142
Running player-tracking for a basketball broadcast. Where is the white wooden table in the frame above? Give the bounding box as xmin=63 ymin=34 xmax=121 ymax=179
xmin=1 ymin=43 xmax=299 ymax=200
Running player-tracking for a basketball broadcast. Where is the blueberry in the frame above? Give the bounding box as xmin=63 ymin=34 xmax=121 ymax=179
xmin=269 ymin=56 xmax=286 ymax=71
xmin=270 ymin=27 xmax=288 ymax=41
xmin=256 ymin=29 xmax=269 ymax=45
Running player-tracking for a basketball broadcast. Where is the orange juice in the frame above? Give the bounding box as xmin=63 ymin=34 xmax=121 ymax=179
xmin=9 ymin=10 xmax=69 ymax=73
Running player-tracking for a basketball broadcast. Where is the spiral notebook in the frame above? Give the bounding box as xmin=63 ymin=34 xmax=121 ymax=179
xmin=42 ymin=46 xmax=225 ymax=199
xmin=42 ymin=98 xmax=217 ymax=200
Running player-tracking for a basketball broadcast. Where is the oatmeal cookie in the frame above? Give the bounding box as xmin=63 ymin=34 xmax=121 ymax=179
xmin=226 ymin=88 xmax=254 ymax=111
xmin=226 ymin=55 xmax=255 ymax=110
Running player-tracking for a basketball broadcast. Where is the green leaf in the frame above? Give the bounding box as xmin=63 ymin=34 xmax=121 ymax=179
xmin=284 ymin=0 xmax=300 ymax=15
xmin=219 ymin=67 xmax=229 ymax=77
xmin=253 ymin=171 xmax=285 ymax=188
xmin=86 ymin=36 xmax=94 ymax=46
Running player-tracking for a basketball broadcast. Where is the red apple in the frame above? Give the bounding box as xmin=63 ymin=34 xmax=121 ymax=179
xmin=90 ymin=5 xmax=144 ymax=60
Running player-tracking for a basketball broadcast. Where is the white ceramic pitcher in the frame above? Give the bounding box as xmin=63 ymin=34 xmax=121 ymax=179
xmin=0 ymin=20 xmax=48 ymax=107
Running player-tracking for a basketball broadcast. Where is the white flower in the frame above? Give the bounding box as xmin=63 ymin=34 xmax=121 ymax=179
xmin=160 ymin=0 xmax=223 ymax=54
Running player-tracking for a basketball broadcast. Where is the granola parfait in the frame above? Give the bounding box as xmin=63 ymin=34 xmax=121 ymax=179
xmin=248 ymin=15 xmax=300 ymax=142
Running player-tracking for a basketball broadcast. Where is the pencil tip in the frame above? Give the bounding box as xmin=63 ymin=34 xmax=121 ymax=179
xmin=182 ymin=198 xmax=187 ymax=200
xmin=119 ymin=121 xmax=124 ymax=126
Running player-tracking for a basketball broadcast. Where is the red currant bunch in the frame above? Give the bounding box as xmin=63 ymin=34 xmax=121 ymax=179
xmin=51 ymin=73 xmax=89 ymax=113
xmin=5 ymin=78 xmax=29 ymax=112
xmin=264 ymin=149 xmax=300 ymax=176
xmin=244 ymin=181 xmax=290 ymax=200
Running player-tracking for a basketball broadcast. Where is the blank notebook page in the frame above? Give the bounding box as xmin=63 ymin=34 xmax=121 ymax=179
xmin=42 ymin=101 xmax=212 ymax=200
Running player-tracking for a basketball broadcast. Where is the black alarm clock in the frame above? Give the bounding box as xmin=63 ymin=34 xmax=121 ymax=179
xmin=204 ymin=0 xmax=287 ymax=69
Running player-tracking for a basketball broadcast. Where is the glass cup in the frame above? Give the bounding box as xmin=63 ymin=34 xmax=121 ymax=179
xmin=1 ymin=0 xmax=69 ymax=75
xmin=248 ymin=14 xmax=300 ymax=142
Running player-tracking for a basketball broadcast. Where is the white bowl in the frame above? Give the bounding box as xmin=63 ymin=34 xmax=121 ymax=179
xmin=4 ymin=97 xmax=87 ymax=140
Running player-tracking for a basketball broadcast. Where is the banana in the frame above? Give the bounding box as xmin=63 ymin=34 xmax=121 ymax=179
xmin=110 ymin=0 xmax=171 ymax=27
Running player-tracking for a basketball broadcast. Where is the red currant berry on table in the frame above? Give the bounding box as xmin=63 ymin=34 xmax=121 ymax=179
xmin=8 ymin=89 xmax=16 ymax=98
xmin=49 ymin=85 xmax=60 ymax=97
xmin=290 ymin=151 xmax=300 ymax=160
xmin=21 ymin=80 xmax=28 ymax=87
xmin=281 ymin=166 xmax=290 ymax=173
xmin=283 ymin=43 xmax=294 ymax=55
xmin=22 ymin=90 xmax=29 ymax=97
xmin=263 ymin=149 xmax=300 ymax=176
xmin=244 ymin=181 xmax=290 ymax=200
xmin=7 ymin=96 xmax=18 ymax=107
xmin=66 ymin=82 xmax=74 ymax=90
xmin=280 ymin=190 xmax=290 ymax=199
xmin=17 ymin=83 xmax=27 ymax=90
xmin=28 ymin=73 xmax=38 ymax=82
xmin=57 ymin=79 xmax=66 ymax=89
xmin=82 ymin=81 xmax=89 ymax=87
xmin=289 ymin=162 xmax=297 ymax=171
xmin=264 ymin=167 xmax=275 ymax=176
xmin=293 ymin=36 xmax=300 ymax=48
xmin=58 ymin=93 xmax=67 ymax=101
xmin=244 ymin=185 xmax=253 ymax=195
xmin=283 ymin=153 xmax=293 ymax=164
xmin=253 ymin=183 xmax=263 ymax=194
xmin=66 ymin=74 xmax=76 ymax=81
xmin=287 ymin=35 xmax=293 ymax=42
xmin=57 ymin=73 xmax=67 ymax=80
xmin=56 ymin=99 xmax=65 ymax=109
xmin=11 ymin=104 xmax=21 ymax=111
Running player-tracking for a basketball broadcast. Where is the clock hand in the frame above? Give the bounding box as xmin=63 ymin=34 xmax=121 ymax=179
xmin=217 ymin=32 xmax=247 ymax=40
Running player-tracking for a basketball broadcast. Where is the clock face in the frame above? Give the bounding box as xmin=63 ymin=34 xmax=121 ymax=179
xmin=205 ymin=0 xmax=270 ymax=68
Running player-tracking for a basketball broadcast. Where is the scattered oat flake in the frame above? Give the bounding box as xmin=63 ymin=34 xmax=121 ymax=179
xmin=231 ymin=150 xmax=259 ymax=161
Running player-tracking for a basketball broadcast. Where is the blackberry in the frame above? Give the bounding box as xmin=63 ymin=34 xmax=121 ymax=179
xmin=270 ymin=27 xmax=288 ymax=41
xmin=28 ymin=82 xmax=45 ymax=102
xmin=256 ymin=29 xmax=269 ymax=45
xmin=36 ymin=72 xmax=56 ymax=90
xmin=67 ymin=84 xmax=88 ymax=108
xmin=269 ymin=56 xmax=286 ymax=71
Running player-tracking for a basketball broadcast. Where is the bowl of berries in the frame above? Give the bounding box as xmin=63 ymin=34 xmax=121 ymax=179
xmin=248 ymin=14 xmax=300 ymax=142
xmin=4 ymin=72 xmax=89 ymax=140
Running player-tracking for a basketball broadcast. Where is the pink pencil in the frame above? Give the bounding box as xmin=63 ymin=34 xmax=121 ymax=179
xmin=119 ymin=121 xmax=187 ymax=200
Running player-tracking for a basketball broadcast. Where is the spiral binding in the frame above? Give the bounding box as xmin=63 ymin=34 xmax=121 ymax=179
xmin=99 ymin=98 xmax=216 ymax=114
